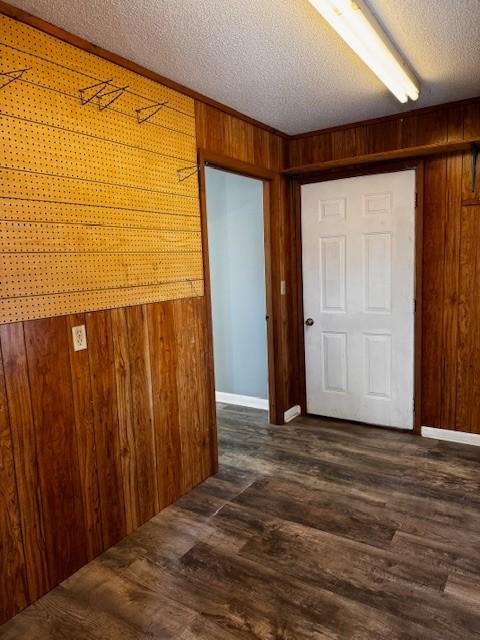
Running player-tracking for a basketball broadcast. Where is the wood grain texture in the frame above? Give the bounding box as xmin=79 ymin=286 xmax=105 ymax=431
xmin=66 ymin=314 xmax=104 ymax=561
xmin=0 ymin=298 xmax=217 ymax=626
xmin=147 ymin=301 xmax=184 ymax=508
xmin=421 ymin=156 xmax=447 ymax=427
xmin=0 ymin=343 xmax=28 ymax=621
xmin=2 ymin=404 xmax=480 ymax=639
xmin=285 ymin=139 xmax=477 ymax=175
xmin=23 ymin=317 xmax=88 ymax=586
xmin=0 ymin=323 xmax=50 ymax=602
xmin=86 ymin=310 xmax=127 ymax=549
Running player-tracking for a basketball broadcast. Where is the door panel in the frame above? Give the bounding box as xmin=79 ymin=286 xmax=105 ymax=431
xmin=320 ymin=236 xmax=346 ymax=312
xmin=301 ymin=171 xmax=415 ymax=429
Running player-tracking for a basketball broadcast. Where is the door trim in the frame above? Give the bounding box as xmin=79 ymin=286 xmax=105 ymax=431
xmin=197 ymin=149 xmax=281 ymax=424
xmin=293 ymin=160 xmax=424 ymax=434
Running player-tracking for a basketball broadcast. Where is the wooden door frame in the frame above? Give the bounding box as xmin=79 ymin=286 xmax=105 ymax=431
xmin=293 ymin=159 xmax=424 ymax=434
xmin=197 ymin=149 xmax=281 ymax=424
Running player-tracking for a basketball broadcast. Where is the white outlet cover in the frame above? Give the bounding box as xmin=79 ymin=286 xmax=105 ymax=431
xmin=72 ymin=324 xmax=87 ymax=351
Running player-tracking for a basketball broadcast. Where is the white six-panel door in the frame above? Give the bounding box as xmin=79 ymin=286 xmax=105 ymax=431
xmin=301 ymin=170 xmax=415 ymax=429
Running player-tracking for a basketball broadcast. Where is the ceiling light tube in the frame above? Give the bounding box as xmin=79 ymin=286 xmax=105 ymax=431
xmin=308 ymin=0 xmax=419 ymax=103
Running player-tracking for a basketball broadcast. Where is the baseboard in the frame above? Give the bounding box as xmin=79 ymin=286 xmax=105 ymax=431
xmin=421 ymin=426 xmax=480 ymax=447
xmin=215 ymin=391 xmax=269 ymax=410
xmin=284 ymin=404 xmax=301 ymax=423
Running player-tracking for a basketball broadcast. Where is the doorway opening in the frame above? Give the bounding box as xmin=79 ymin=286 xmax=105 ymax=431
xmin=204 ymin=166 xmax=269 ymax=413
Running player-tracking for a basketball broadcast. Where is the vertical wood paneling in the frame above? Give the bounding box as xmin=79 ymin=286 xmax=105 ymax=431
xmin=23 ymin=317 xmax=87 ymax=586
xmin=462 ymin=103 xmax=480 ymax=197
xmin=147 ymin=301 xmax=183 ymax=509
xmin=111 ymin=307 xmax=138 ymax=532
xmin=415 ymin=109 xmax=448 ymax=146
xmin=400 ymin=114 xmax=418 ymax=148
xmin=66 ymin=314 xmax=103 ymax=561
xmin=173 ymin=298 xmax=203 ymax=493
xmin=0 ymin=343 xmax=28 ymax=621
xmin=419 ymin=157 xmax=446 ymax=427
xmin=111 ymin=305 xmax=159 ymax=532
xmin=190 ymin=298 xmax=215 ymax=481
xmin=455 ymin=206 xmax=480 ymax=431
xmin=331 ymin=128 xmax=358 ymax=159
xmin=0 ymin=322 xmax=50 ymax=602
xmin=441 ymin=153 xmax=463 ymax=427
xmin=86 ymin=311 xmax=126 ymax=549
xmin=195 ymin=101 xmax=285 ymax=171
xmin=363 ymin=119 xmax=402 ymax=154
xmin=126 ymin=305 xmax=159 ymax=523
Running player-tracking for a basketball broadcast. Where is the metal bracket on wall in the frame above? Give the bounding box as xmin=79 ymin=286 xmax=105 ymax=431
xmin=471 ymin=143 xmax=479 ymax=193
xmin=177 ymin=164 xmax=200 ymax=182
xmin=0 ymin=66 xmax=30 ymax=90
xmin=79 ymin=79 xmax=113 ymax=105
xmin=136 ymin=101 xmax=168 ymax=123
xmin=96 ymin=85 xmax=128 ymax=111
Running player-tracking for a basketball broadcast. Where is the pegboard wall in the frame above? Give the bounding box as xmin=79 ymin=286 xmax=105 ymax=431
xmin=0 ymin=15 xmax=204 ymax=323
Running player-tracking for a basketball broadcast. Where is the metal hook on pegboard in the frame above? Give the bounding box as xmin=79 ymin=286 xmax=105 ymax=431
xmin=97 ymin=85 xmax=128 ymax=111
xmin=0 ymin=67 xmax=31 ymax=91
xmin=79 ymin=79 xmax=113 ymax=105
xmin=136 ymin=101 xmax=168 ymax=124
xmin=177 ymin=164 xmax=200 ymax=183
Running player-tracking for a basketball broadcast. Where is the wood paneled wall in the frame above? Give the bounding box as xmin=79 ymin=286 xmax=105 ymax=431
xmin=287 ymin=99 xmax=480 ymax=433
xmin=0 ymin=5 xmax=220 ymax=625
xmin=0 ymin=4 xmax=295 ymax=625
xmin=0 ymin=298 xmax=215 ymax=623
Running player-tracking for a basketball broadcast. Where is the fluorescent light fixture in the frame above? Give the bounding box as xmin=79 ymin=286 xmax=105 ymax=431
xmin=308 ymin=0 xmax=419 ymax=103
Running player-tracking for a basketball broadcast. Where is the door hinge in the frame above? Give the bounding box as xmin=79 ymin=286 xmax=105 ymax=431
xmin=415 ymin=192 xmax=418 ymax=208
xmin=414 ymin=298 xmax=416 ymax=313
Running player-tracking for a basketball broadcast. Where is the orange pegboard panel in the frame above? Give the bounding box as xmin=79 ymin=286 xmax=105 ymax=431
xmin=0 ymin=280 xmax=204 ymax=324
xmin=0 ymin=17 xmax=195 ymax=117
xmin=0 ymin=15 xmax=203 ymax=324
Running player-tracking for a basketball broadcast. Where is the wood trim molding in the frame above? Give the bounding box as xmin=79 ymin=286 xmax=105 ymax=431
xmin=199 ymin=149 xmax=277 ymax=180
xmin=284 ymin=140 xmax=480 ymax=176
xmin=413 ymin=161 xmax=424 ymax=435
xmin=0 ymin=0 xmax=286 ymax=139
xmin=197 ymin=149 xmax=283 ymax=424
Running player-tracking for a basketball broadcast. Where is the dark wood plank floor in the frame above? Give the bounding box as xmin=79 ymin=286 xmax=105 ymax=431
xmin=2 ymin=404 xmax=480 ymax=639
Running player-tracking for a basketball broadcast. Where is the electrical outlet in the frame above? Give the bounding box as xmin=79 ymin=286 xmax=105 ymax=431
xmin=72 ymin=324 xmax=87 ymax=351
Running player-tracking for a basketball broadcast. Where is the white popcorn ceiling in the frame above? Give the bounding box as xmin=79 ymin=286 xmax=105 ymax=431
xmin=8 ymin=0 xmax=480 ymax=134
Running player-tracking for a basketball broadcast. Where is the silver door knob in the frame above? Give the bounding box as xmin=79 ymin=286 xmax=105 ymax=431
xmin=305 ymin=318 xmax=314 ymax=326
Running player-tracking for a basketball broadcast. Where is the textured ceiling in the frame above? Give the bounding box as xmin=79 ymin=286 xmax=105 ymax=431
xmin=7 ymin=0 xmax=480 ymax=134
